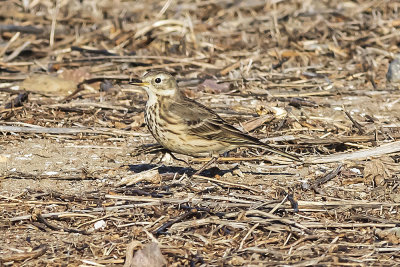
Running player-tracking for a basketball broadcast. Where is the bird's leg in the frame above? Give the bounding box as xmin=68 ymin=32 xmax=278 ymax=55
xmin=130 ymin=143 xmax=166 ymax=157
xmin=193 ymin=156 xmax=219 ymax=176
xmin=169 ymin=153 xmax=190 ymax=167
xmin=149 ymin=151 xmax=166 ymax=164
xmin=149 ymin=150 xmax=190 ymax=167
xmin=131 ymin=143 xmax=181 ymax=165
xmin=132 ymin=144 xmax=167 ymax=164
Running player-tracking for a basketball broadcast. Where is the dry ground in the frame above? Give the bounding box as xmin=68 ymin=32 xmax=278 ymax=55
xmin=1 ymin=0 xmax=400 ymax=266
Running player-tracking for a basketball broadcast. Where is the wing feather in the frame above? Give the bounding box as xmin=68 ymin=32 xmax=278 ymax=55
xmin=169 ymin=96 xmax=259 ymax=144
xmin=167 ymin=95 xmax=300 ymax=161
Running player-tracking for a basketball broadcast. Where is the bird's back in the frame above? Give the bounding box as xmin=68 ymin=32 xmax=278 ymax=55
xmin=167 ymin=95 xmax=262 ymax=146
xmin=162 ymin=96 xmax=299 ymax=161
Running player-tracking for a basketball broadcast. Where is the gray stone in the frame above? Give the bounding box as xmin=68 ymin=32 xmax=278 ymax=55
xmin=387 ymin=55 xmax=400 ymax=83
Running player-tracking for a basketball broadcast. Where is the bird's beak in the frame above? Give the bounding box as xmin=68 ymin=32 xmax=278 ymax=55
xmin=129 ymin=79 xmax=150 ymax=86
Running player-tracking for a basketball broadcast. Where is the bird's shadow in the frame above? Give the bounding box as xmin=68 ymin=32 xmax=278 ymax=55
xmin=127 ymin=163 xmax=192 ymax=175
xmin=126 ymin=163 xmax=294 ymax=177
xmin=127 ymin=163 xmax=232 ymax=177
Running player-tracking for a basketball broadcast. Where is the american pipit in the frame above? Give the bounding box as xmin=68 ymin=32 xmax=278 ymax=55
xmin=131 ymin=71 xmax=300 ymax=172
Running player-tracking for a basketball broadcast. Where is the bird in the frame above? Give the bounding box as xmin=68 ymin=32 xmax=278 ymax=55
xmin=130 ymin=71 xmax=300 ymax=173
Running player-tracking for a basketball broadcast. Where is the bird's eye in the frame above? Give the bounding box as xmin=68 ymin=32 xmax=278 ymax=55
xmin=155 ymin=78 xmax=162 ymax=83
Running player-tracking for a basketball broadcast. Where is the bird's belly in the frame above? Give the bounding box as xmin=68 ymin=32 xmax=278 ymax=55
xmin=152 ymin=124 xmax=229 ymax=156
xmin=145 ymin=106 xmax=231 ymax=157
xmin=160 ymin=132 xmax=230 ymax=157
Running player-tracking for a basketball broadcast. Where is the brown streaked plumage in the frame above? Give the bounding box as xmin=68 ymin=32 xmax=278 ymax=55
xmin=131 ymin=71 xmax=300 ymax=162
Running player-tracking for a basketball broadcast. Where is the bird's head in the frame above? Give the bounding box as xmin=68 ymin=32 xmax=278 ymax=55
xmin=130 ymin=71 xmax=178 ymax=100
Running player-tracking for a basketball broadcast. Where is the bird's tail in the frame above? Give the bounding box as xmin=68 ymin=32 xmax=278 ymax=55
xmin=249 ymin=141 xmax=301 ymax=162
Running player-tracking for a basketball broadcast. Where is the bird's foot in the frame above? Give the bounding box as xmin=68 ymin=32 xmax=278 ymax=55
xmin=192 ymin=156 xmax=219 ymax=176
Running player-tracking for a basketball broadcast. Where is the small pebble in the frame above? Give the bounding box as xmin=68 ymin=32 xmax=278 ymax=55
xmin=387 ymin=54 xmax=400 ymax=83
xmin=100 ymin=80 xmax=113 ymax=92
xmin=94 ymin=220 xmax=106 ymax=230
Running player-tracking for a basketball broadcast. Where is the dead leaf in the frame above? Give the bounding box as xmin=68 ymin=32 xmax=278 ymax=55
xmin=228 ymin=256 xmax=246 ymax=265
xmin=391 ymin=193 xmax=400 ymax=202
xmin=124 ymin=242 xmax=166 ymax=267
xmin=364 ymin=158 xmax=392 ymax=186
xmin=58 ymin=67 xmax=91 ymax=84
xmin=375 ymin=227 xmax=400 ymax=244
xmin=241 ymin=115 xmax=274 ymax=132
xmin=117 ymin=168 xmax=161 ymax=186
xmin=242 ymin=106 xmax=287 ymax=132
xmin=129 ymin=113 xmax=145 ymax=128
xmin=20 ymin=74 xmax=77 ymax=96
xmin=114 ymin=121 xmax=128 ymax=129
xmin=198 ymin=79 xmax=230 ymax=94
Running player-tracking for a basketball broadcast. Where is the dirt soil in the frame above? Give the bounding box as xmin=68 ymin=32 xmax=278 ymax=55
xmin=1 ymin=0 xmax=400 ymax=266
